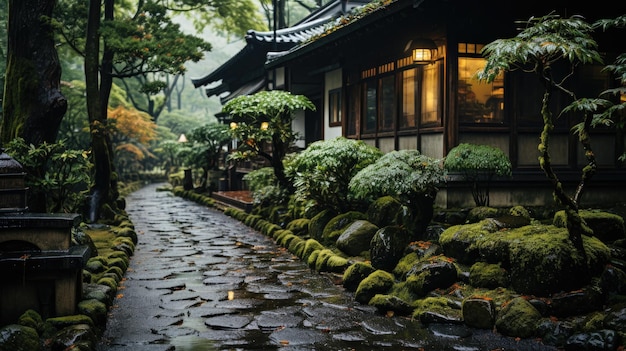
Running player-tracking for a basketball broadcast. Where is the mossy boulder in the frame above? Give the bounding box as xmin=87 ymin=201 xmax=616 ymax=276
xmin=343 ymin=262 xmax=376 ymax=291
xmin=302 ymin=239 xmax=325 ymax=261
xmin=466 ymin=206 xmax=501 ymax=223
xmin=495 ymin=296 xmax=542 ymax=338
xmin=440 ymin=221 xmax=611 ymax=295
xmin=49 ymin=324 xmax=97 ymax=351
xmin=369 ymin=294 xmax=413 ymax=315
xmin=404 ymin=255 xmax=458 ymax=296
xmin=77 ymin=299 xmax=108 ymax=327
xmin=286 ymin=218 xmax=311 ymax=237
xmin=321 ymin=211 xmax=367 ymax=245
xmin=554 ymin=210 xmax=625 ymax=243
xmin=0 ymin=324 xmax=39 ymax=351
xmin=462 ymin=297 xmax=496 ymax=329
xmin=336 ymin=220 xmax=379 ymax=256
xmin=354 ymin=270 xmax=395 ymax=304
xmin=367 ymin=196 xmax=403 ymax=228
xmin=17 ymin=310 xmax=43 ymax=332
xmin=309 ymin=209 xmax=337 ymax=241
xmin=412 ymin=296 xmax=463 ymax=324
xmin=370 ymin=226 xmax=412 ymax=271
xmin=469 ymin=262 xmax=509 ymax=289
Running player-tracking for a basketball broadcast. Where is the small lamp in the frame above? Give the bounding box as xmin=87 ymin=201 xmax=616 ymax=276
xmin=229 ymin=122 xmax=238 ymax=129
xmin=411 ymin=39 xmax=437 ymax=65
xmin=177 ymin=134 xmax=188 ymax=143
xmin=260 ymin=121 xmax=269 ymax=130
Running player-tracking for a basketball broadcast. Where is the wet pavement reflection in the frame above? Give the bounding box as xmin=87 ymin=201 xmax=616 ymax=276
xmin=97 ymin=183 xmax=557 ymax=351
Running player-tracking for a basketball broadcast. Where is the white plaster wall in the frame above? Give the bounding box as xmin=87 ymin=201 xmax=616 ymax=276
xmin=293 ymin=109 xmax=306 ymax=149
xmin=324 ymin=69 xmax=343 ymax=140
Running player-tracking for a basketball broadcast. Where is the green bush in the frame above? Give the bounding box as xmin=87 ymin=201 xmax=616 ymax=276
xmin=286 ymin=137 xmax=382 ymax=213
xmin=444 ymin=143 xmax=512 ymax=206
xmin=349 ymin=150 xmax=445 ymax=206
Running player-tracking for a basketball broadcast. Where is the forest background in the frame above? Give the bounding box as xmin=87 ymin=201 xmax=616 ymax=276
xmin=0 ymin=0 xmax=331 ymax=218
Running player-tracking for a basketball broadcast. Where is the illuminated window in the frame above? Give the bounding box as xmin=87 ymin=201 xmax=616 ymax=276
xmin=458 ymin=56 xmax=504 ymax=124
xmin=401 ymin=68 xmax=417 ymax=128
xmin=421 ymin=61 xmax=441 ymax=124
xmin=379 ymin=75 xmax=396 ymax=131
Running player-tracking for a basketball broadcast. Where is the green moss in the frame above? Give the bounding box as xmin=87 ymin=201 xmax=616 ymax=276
xmin=321 ymin=211 xmax=367 ymax=245
xmin=495 ymin=296 xmax=542 ymax=338
xmin=307 ymin=250 xmax=321 ymax=269
xmin=325 ymin=254 xmax=350 ymax=273
xmin=17 ymin=310 xmax=43 ymax=331
xmin=315 ymin=249 xmax=334 ymax=272
xmin=287 ymin=237 xmax=305 ymax=257
xmin=0 ymin=324 xmax=39 ymax=350
xmin=309 ymin=209 xmax=337 ymax=241
xmin=509 ymin=206 xmax=531 ymax=220
xmin=45 ymin=314 xmax=94 ymax=330
xmin=367 ymin=196 xmax=403 ymax=227
xmin=343 ymin=261 xmax=376 ymax=291
xmin=286 ymin=218 xmax=311 ymax=237
xmin=411 ymin=296 xmax=462 ymax=321
xmin=278 ymin=232 xmax=297 ymax=247
xmin=469 ymin=262 xmax=509 ymax=289
xmin=392 ymin=252 xmax=420 ymax=278
xmin=466 ymin=206 xmax=501 ymax=223
xmin=77 ymin=299 xmax=108 ymax=326
xmin=354 ymin=270 xmax=395 ymax=304
xmin=97 ymin=277 xmax=118 ymax=291
xmin=302 ymin=239 xmax=325 ymax=260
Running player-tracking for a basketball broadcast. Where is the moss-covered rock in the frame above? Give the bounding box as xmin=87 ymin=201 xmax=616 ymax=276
xmin=554 ymin=210 xmax=625 ymax=243
xmin=466 ymin=206 xmax=501 ymax=223
xmin=441 ymin=221 xmax=611 ymax=295
xmin=462 ymin=296 xmax=496 ymax=329
xmin=354 ymin=270 xmax=395 ymax=304
xmin=322 ymin=211 xmax=367 ymax=245
xmin=412 ymin=296 xmax=463 ymax=324
xmin=77 ymin=299 xmax=108 ymax=327
xmin=309 ymin=209 xmax=337 ymax=241
xmin=0 ymin=324 xmax=39 ymax=351
xmin=495 ymin=296 xmax=542 ymax=338
xmin=17 ymin=310 xmax=43 ymax=332
xmin=469 ymin=262 xmax=509 ymax=289
xmin=369 ymin=294 xmax=413 ymax=315
xmin=405 ymin=255 xmax=458 ymax=296
xmin=287 ymin=237 xmax=306 ymax=257
xmin=49 ymin=324 xmax=97 ymax=351
xmin=335 ymin=220 xmax=379 ymax=256
xmin=370 ymin=226 xmax=412 ymax=271
xmin=343 ymin=262 xmax=376 ymax=292
xmin=302 ymin=239 xmax=325 ymax=261
xmin=286 ymin=218 xmax=311 ymax=237
xmin=367 ymin=196 xmax=403 ymax=228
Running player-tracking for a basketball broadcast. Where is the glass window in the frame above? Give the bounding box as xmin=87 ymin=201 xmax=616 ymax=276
xmin=379 ymin=75 xmax=396 ymax=131
xmin=421 ymin=61 xmax=441 ymax=124
xmin=458 ymin=57 xmax=504 ymax=124
xmin=363 ymin=80 xmax=377 ymax=132
xmin=401 ymin=68 xmax=417 ymax=128
xmin=346 ymin=84 xmax=359 ymax=136
xmin=328 ymin=88 xmax=341 ymax=126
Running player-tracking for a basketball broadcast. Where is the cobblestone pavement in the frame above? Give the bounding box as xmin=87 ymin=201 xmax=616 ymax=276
xmin=97 ymin=183 xmax=557 ymax=351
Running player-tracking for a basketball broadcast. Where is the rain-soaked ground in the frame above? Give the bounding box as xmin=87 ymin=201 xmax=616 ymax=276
xmin=96 ymin=183 xmax=559 ymax=351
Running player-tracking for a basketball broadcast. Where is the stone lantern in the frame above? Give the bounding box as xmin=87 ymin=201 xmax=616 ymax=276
xmin=0 ymin=148 xmax=28 ymax=212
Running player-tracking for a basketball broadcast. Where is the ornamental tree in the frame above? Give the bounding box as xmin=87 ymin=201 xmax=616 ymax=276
xmin=179 ymin=123 xmax=231 ymax=190
xmin=222 ymin=90 xmax=316 ymax=190
xmin=444 ymin=143 xmax=512 ymax=206
xmin=349 ymin=149 xmax=445 ymax=235
xmin=476 ymin=14 xmax=625 ymax=259
xmin=286 ymin=137 xmax=383 ymax=214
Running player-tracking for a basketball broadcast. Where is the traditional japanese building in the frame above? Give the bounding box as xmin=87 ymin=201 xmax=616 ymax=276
xmin=193 ymin=0 xmax=626 ymax=208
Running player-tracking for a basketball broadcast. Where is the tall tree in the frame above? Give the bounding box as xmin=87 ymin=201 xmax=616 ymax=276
xmin=56 ymin=0 xmax=262 ymax=221
xmin=3 ymin=0 xmax=67 ymax=212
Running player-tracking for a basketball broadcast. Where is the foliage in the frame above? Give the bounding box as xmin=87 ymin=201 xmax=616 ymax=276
xmin=223 ymin=90 xmax=316 ymax=189
xmin=5 ymin=138 xmax=92 ymax=214
xmin=286 ymin=137 xmax=383 ymax=213
xmin=444 ymin=143 xmax=512 ymax=206
xmin=349 ymin=150 xmax=445 ymax=207
xmin=243 ymin=167 xmax=279 ymax=191
xmin=177 ymin=123 xmax=230 ymax=190
xmin=476 ymin=13 xmax=625 ymax=258
xmin=108 ymin=106 xmax=158 ymax=181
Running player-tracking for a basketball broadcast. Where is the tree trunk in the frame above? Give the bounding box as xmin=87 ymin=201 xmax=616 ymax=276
xmin=85 ymin=0 xmax=118 ymax=222
xmin=4 ymin=0 xmax=67 ymax=212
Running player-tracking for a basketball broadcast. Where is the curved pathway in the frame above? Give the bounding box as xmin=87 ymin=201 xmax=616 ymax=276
xmin=97 ymin=183 xmax=557 ymax=351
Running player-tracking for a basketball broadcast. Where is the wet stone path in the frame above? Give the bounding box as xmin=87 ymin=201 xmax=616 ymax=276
xmin=97 ymin=183 xmax=557 ymax=351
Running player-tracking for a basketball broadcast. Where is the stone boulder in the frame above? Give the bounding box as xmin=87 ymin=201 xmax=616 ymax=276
xmin=366 ymin=196 xmax=403 ymax=228
xmin=355 ymin=270 xmax=395 ymax=304
xmin=405 ymin=255 xmax=458 ymax=296
xmin=440 ymin=221 xmax=611 ymax=295
xmin=343 ymin=261 xmax=376 ymax=292
xmin=336 ymin=220 xmax=379 ymax=256
xmin=554 ymin=210 xmax=626 ymax=243
xmin=321 ymin=211 xmax=367 ymax=245
xmin=370 ymin=226 xmax=412 ymax=271
xmin=0 ymin=324 xmax=39 ymax=351
xmin=462 ymin=297 xmax=496 ymax=329
xmin=495 ymin=296 xmax=542 ymax=338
